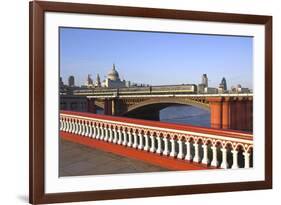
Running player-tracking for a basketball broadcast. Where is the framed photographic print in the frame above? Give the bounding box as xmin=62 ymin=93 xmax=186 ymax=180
xmin=29 ymin=1 xmax=272 ymax=204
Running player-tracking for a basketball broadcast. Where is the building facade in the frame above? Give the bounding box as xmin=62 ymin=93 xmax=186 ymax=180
xmin=102 ymin=64 xmax=126 ymax=88
xmin=68 ymin=75 xmax=75 ymax=87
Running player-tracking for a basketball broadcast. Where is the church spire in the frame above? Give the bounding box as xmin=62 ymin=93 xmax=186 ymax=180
xmin=95 ymin=74 xmax=101 ymax=87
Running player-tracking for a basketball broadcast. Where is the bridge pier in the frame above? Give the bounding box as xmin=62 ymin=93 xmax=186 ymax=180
xmin=209 ymin=98 xmax=222 ymax=129
xmin=87 ymin=98 xmax=96 ymax=114
xmin=104 ymin=99 xmax=112 ymax=115
xmin=209 ymin=97 xmax=253 ymax=132
xmin=222 ymin=98 xmax=230 ymax=129
xmin=104 ymin=98 xmax=123 ymax=116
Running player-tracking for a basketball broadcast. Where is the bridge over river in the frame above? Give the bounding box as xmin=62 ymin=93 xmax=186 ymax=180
xmin=61 ymin=85 xmax=253 ymax=132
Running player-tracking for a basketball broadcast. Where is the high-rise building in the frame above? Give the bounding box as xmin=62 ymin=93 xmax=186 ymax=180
xmin=219 ymin=77 xmax=227 ymax=91
xmin=201 ymin=74 xmax=208 ymax=87
xmin=59 ymin=77 xmax=64 ymax=87
xmin=198 ymin=74 xmax=208 ymax=94
xmin=68 ymin=75 xmax=75 ymax=87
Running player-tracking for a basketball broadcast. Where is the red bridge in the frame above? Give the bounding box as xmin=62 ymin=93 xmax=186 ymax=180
xmin=61 ymin=94 xmax=253 ymax=132
xmin=60 ymin=111 xmax=253 ymax=171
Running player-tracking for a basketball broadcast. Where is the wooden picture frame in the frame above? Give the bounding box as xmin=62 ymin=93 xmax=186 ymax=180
xmin=29 ymin=1 xmax=272 ymax=204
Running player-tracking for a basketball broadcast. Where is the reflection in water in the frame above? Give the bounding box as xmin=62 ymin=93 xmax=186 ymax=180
xmin=160 ymin=105 xmax=210 ymax=127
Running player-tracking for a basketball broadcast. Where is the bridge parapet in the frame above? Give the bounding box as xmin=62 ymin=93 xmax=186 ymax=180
xmin=60 ymin=111 xmax=253 ymax=169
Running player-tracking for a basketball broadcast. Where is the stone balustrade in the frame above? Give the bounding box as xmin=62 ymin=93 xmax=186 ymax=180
xmin=60 ymin=111 xmax=253 ymax=169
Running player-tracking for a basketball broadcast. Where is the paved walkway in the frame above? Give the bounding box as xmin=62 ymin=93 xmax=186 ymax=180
xmin=59 ymin=139 xmax=168 ymax=176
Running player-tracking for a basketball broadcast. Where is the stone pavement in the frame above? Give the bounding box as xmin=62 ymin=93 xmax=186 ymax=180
xmin=59 ymin=139 xmax=168 ymax=176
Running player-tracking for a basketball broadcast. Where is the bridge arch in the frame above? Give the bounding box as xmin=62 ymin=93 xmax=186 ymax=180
xmin=126 ymin=97 xmax=209 ymax=113
xmin=122 ymin=97 xmax=210 ymax=121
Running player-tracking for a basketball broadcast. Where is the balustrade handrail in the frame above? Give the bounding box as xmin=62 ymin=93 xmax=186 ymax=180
xmin=60 ymin=110 xmax=253 ymax=169
xmin=60 ymin=110 xmax=252 ymax=140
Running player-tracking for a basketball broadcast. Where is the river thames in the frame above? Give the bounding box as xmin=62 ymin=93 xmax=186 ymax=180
xmin=97 ymin=105 xmax=210 ymax=127
xmin=160 ymin=105 xmax=210 ymax=127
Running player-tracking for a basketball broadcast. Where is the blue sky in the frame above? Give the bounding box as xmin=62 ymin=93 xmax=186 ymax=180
xmin=60 ymin=27 xmax=253 ymax=88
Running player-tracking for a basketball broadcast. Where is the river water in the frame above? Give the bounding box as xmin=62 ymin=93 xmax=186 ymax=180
xmin=97 ymin=105 xmax=210 ymax=127
xmin=160 ymin=105 xmax=210 ymax=127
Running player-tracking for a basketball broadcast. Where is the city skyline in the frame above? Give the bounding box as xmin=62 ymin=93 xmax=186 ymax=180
xmin=60 ymin=27 xmax=253 ymax=88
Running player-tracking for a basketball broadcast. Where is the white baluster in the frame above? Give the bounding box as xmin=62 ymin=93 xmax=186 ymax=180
xmin=65 ymin=118 xmax=68 ymax=132
xmin=68 ymin=119 xmax=73 ymax=133
xmin=59 ymin=119 xmax=62 ymax=131
xmin=78 ymin=120 xmax=82 ymax=135
xmin=185 ymin=140 xmax=191 ymax=161
xmin=169 ymin=138 xmax=176 ymax=157
xmin=177 ymin=139 xmax=184 ymax=159
xmin=82 ymin=121 xmax=87 ymax=136
xmin=100 ymin=125 xmax=104 ymax=140
xmin=113 ymin=129 xmax=118 ymax=144
xmin=211 ymin=145 xmax=218 ymax=167
xmin=66 ymin=118 xmax=70 ymax=132
xmin=122 ymin=130 xmax=127 ymax=146
xmin=74 ymin=120 xmax=78 ymax=134
xmin=62 ymin=118 xmax=65 ymax=131
xmin=243 ymin=152 xmax=250 ymax=168
xmin=72 ymin=119 xmax=76 ymax=133
xmin=73 ymin=119 xmax=77 ymax=133
xmin=87 ymin=121 xmax=91 ymax=137
xmin=163 ymin=137 xmax=170 ymax=156
xmin=79 ymin=120 xmax=83 ymax=135
xmin=81 ymin=120 xmax=86 ymax=136
xmin=68 ymin=119 xmax=72 ymax=133
xmin=69 ymin=119 xmax=73 ymax=133
xmin=156 ymin=136 xmax=162 ymax=154
xmin=67 ymin=119 xmax=71 ymax=132
xmin=71 ymin=119 xmax=75 ymax=133
xmin=75 ymin=120 xmax=79 ymax=134
xmin=103 ymin=126 xmax=108 ymax=141
xmin=127 ymin=131 xmax=132 ymax=147
xmin=132 ymin=132 xmax=138 ymax=148
xmin=220 ymin=147 xmax=228 ymax=169
xmin=61 ymin=118 xmax=65 ymax=131
xmin=193 ymin=141 xmax=200 ymax=163
xmin=201 ymin=144 xmax=209 ymax=165
xmin=149 ymin=135 xmax=156 ymax=153
xmin=117 ymin=129 xmax=122 ymax=145
xmin=96 ymin=124 xmax=100 ymax=139
xmin=92 ymin=123 xmax=96 ymax=138
xmin=66 ymin=119 xmax=69 ymax=132
xmin=60 ymin=118 xmax=64 ymax=131
xmin=84 ymin=121 xmax=89 ymax=136
xmin=71 ymin=119 xmax=76 ymax=134
xmin=231 ymin=150 xmax=239 ymax=169
xmin=60 ymin=118 xmax=63 ymax=131
xmin=73 ymin=120 xmax=77 ymax=133
xmin=138 ymin=133 xmax=144 ymax=150
xmin=88 ymin=122 xmax=92 ymax=137
xmin=108 ymin=128 xmax=113 ymax=142
xmin=143 ymin=134 xmax=150 ymax=151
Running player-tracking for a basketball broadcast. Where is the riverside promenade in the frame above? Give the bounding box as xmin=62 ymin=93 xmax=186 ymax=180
xmin=59 ymin=138 xmax=167 ymax=176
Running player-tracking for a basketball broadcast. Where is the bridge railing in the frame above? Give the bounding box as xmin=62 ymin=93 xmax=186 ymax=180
xmin=59 ymin=111 xmax=253 ymax=169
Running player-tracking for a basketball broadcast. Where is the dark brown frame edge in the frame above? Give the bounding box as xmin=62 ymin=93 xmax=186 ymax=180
xmin=29 ymin=1 xmax=272 ymax=204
